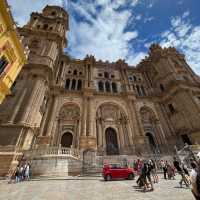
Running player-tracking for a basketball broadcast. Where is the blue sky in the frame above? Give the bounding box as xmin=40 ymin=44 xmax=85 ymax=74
xmin=8 ymin=0 xmax=200 ymax=74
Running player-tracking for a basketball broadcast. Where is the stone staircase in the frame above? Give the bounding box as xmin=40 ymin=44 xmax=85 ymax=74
xmin=24 ymin=147 xmax=83 ymax=178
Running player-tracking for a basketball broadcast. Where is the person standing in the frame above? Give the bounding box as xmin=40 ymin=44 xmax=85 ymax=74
xmin=150 ymin=159 xmax=158 ymax=183
xmin=25 ymin=163 xmax=30 ymax=181
xmin=173 ymin=157 xmax=189 ymax=187
xmin=160 ymin=160 xmax=167 ymax=179
xmin=15 ymin=165 xmax=20 ymax=183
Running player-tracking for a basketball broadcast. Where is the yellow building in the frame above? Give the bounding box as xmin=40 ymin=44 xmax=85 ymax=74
xmin=0 ymin=0 xmax=28 ymax=104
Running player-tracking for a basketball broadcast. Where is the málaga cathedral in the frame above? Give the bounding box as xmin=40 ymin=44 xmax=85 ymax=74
xmin=0 ymin=5 xmax=200 ymax=177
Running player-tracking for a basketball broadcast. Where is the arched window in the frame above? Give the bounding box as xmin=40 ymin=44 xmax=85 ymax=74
xmin=105 ymin=81 xmax=111 ymax=92
xmin=71 ymin=79 xmax=76 ymax=90
xmin=77 ymin=80 xmax=82 ymax=90
xmin=65 ymin=79 xmax=70 ymax=90
xmin=98 ymin=81 xmax=104 ymax=92
xmin=43 ymin=24 xmax=48 ymax=30
xmin=136 ymin=85 xmax=142 ymax=96
xmin=104 ymin=72 xmax=109 ymax=79
xmin=73 ymin=70 xmax=77 ymax=75
xmin=112 ymin=82 xmax=118 ymax=93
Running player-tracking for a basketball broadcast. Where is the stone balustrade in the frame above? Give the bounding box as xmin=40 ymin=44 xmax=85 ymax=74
xmin=24 ymin=146 xmax=79 ymax=158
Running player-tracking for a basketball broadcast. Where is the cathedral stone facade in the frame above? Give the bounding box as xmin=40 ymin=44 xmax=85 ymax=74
xmin=0 ymin=5 xmax=200 ymax=167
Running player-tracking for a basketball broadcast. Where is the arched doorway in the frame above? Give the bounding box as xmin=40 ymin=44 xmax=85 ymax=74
xmin=61 ymin=132 xmax=73 ymax=148
xmin=105 ymin=127 xmax=119 ymax=155
xmin=146 ymin=132 xmax=157 ymax=153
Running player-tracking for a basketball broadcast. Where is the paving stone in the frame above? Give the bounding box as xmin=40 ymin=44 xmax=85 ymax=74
xmin=0 ymin=175 xmax=194 ymax=200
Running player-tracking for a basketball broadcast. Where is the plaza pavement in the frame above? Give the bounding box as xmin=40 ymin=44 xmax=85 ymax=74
xmin=0 ymin=175 xmax=194 ymax=200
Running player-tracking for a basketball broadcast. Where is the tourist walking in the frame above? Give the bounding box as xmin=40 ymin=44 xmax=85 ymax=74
xmin=139 ymin=161 xmax=154 ymax=192
xmin=15 ymin=165 xmax=20 ymax=183
xmin=25 ymin=163 xmax=30 ymax=180
xmin=160 ymin=160 xmax=167 ymax=179
xmin=150 ymin=159 xmax=158 ymax=183
xmin=167 ymin=162 xmax=175 ymax=180
xmin=173 ymin=157 xmax=189 ymax=188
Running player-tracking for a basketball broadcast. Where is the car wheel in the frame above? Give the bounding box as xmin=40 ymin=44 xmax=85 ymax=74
xmin=105 ymin=174 xmax=112 ymax=181
xmin=128 ymin=173 xmax=134 ymax=180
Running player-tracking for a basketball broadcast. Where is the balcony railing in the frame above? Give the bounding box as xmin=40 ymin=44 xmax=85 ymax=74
xmin=23 ymin=146 xmax=79 ymax=158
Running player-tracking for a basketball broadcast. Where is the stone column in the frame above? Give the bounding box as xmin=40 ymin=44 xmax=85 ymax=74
xmin=39 ymin=96 xmax=53 ymax=136
xmin=81 ymin=97 xmax=87 ymax=136
xmin=127 ymin=99 xmax=141 ymax=139
xmin=88 ymin=97 xmax=94 ymax=136
xmin=20 ymin=77 xmax=42 ymax=123
xmin=97 ymin=119 xmax=103 ymax=147
xmin=118 ymin=123 xmax=125 ymax=151
xmin=8 ymin=87 xmax=27 ymax=123
xmin=27 ymin=79 xmax=46 ymax=124
xmin=46 ymin=96 xmax=59 ymax=136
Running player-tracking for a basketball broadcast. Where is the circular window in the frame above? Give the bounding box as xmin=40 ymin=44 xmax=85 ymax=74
xmin=68 ymin=70 xmax=71 ymax=74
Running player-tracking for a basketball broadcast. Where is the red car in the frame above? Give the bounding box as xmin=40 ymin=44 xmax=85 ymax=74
xmin=103 ymin=163 xmax=135 ymax=181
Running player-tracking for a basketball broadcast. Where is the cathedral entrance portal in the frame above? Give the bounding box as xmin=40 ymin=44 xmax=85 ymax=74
xmin=105 ymin=127 xmax=119 ymax=155
xmin=61 ymin=132 xmax=73 ymax=148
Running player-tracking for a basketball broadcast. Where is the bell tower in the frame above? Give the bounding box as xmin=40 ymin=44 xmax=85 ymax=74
xmin=0 ymin=5 xmax=69 ymax=150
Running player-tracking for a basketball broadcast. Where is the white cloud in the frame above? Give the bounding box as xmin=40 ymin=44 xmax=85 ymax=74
xmin=131 ymin=0 xmax=139 ymax=7
xmin=160 ymin=13 xmax=200 ymax=74
xmin=8 ymin=0 xmax=146 ymax=67
xmin=183 ymin=11 xmax=190 ymax=18
xmin=8 ymin=0 xmax=62 ymax=26
xmin=126 ymin=52 xmax=147 ymax=66
xmin=68 ymin=1 xmax=140 ymax=64
xmin=135 ymin=14 xmax=142 ymax=20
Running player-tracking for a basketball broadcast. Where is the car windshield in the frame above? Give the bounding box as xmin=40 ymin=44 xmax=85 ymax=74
xmin=110 ymin=164 xmax=122 ymax=169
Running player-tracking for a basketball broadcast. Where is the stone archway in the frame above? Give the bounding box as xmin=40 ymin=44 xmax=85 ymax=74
xmin=61 ymin=132 xmax=73 ymax=147
xmin=105 ymin=127 xmax=119 ymax=155
xmin=140 ymin=106 xmax=162 ymax=153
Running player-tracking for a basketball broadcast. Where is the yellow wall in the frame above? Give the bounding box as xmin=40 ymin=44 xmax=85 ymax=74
xmin=0 ymin=0 xmax=27 ymax=104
